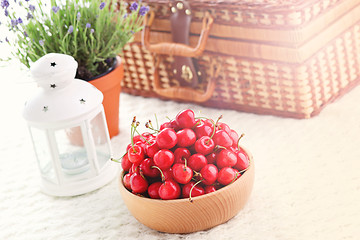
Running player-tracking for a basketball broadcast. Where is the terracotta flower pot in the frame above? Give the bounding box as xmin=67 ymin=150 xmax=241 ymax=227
xmin=89 ymin=56 xmax=123 ymax=139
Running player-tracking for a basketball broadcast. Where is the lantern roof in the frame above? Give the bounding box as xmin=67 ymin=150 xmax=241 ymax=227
xmin=23 ymin=53 xmax=103 ymax=125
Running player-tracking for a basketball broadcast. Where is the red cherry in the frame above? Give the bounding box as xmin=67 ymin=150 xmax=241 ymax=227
xmin=203 ymin=119 xmax=214 ymax=128
xmin=172 ymin=163 xmax=193 ymax=184
xmin=217 ymin=122 xmax=231 ymax=136
xmin=217 ymin=167 xmax=237 ymax=185
xmin=234 ymin=148 xmax=250 ymax=171
xmin=173 ymin=147 xmax=191 ymax=164
xmin=160 ymin=121 xmax=171 ymax=130
xmin=194 ymin=136 xmax=215 ymax=155
xmin=121 ymin=153 xmax=132 ymax=172
xmin=229 ymin=130 xmax=239 ymax=147
xmin=130 ymin=163 xmax=139 ymax=175
xmin=162 ymin=168 xmax=174 ymax=181
xmin=200 ymin=164 xmax=218 ymax=185
xmin=132 ymin=134 xmax=143 ymax=144
xmin=175 ymin=109 xmax=196 ymax=129
xmin=213 ymin=130 xmax=233 ymax=148
xmin=216 ymin=149 xmax=237 ymax=168
xmin=148 ymin=182 xmax=162 ymax=199
xmin=145 ymin=139 xmax=159 ymax=158
xmin=169 ymin=119 xmax=181 ymax=131
xmin=159 ymin=180 xmax=181 ymax=200
xmin=127 ymin=144 xmax=145 ymax=164
xmin=206 ymin=152 xmax=217 ymax=164
xmin=130 ymin=172 xmax=148 ymax=193
xmin=156 ymin=128 xmax=177 ymax=149
xmin=153 ymin=149 xmax=174 ymax=170
xmin=140 ymin=158 xmax=160 ymax=178
xmin=204 ymin=185 xmax=217 ymax=194
xmin=123 ymin=173 xmax=132 ymax=190
xmin=141 ymin=132 xmax=154 ymax=140
xmin=182 ymin=181 xmax=205 ymax=198
xmin=188 ymin=153 xmax=207 ymax=171
xmin=176 ymin=128 xmax=196 ymax=147
xmin=193 ymin=120 xmax=213 ymax=138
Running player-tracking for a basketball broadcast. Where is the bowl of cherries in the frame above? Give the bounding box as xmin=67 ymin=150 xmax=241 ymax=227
xmin=116 ymin=109 xmax=254 ymax=234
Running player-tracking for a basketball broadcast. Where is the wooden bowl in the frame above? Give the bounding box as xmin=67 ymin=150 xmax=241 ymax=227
xmin=118 ymin=148 xmax=254 ymax=234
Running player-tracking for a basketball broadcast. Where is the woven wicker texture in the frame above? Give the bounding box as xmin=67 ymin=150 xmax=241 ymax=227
xmin=121 ymin=0 xmax=360 ymax=118
xmin=122 ymin=22 xmax=360 ymax=118
xmin=147 ymin=0 xmax=342 ymax=28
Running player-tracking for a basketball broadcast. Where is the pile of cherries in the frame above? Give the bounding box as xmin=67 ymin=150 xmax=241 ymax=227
xmin=116 ymin=109 xmax=250 ymax=201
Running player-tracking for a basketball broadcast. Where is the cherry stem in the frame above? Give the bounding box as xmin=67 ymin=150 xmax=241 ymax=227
xmin=215 ymin=145 xmax=227 ymax=151
xmin=139 ymin=169 xmax=146 ymax=180
xmin=145 ymin=121 xmax=159 ymax=133
xmin=110 ymin=157 xmax=121 ymax=163
xmin=229 ymin=171 xmax=240 ymax=185
xmin=184 ymin=158 xmax=188 ymax=168
xmin=192 ymin=170 xmax=202 ymax=179
xmin=237 ymin=133 xmax=245 ymax=149
xmin=154 ymin=113 xmax=159 ymax=132
xmin=110 ymin=151 xmax=127 ymax=164
xmin=195 ymin=116 xmax=216 ymax=143
xmin=215 ymin=115 xmax=223 ymax=126
xmin=133 ymin=127 xmax=151 ymax=145
xmin=130 ymin=117 xmax=138 ymax=153
xmin=189 ymin=179 xmax=203 ymax=203
xmin=151 ymin=165 xmax=165 ymax=182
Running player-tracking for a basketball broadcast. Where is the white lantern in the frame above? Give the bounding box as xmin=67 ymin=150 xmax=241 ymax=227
xmin=23 ymin=53 xmax=118 ymax=196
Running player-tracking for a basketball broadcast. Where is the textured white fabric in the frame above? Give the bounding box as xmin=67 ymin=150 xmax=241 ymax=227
xmin=0 ymin=62 xmax=359 ymax=240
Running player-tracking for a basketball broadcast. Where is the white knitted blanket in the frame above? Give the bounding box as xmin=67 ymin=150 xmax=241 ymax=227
xmin=0 ymin=62 xmax=359 ymax=240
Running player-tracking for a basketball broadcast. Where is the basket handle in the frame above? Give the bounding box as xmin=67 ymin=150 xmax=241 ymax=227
xmin=152 ymin=56 xmax=220 ymax=102
xmin=141 ymin=10 xmax=213 ymax=57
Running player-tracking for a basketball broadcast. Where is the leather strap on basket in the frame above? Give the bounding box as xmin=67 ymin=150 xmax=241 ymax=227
xmin=142 ymin=10 xmax=213 ymax=57
xmin=170 ymin=0 xmax=198 ymax=87
xmin=142 ymin=9 xmax=214 ymax=102
xmin=153 ymin=55 xmax=220 ymax=103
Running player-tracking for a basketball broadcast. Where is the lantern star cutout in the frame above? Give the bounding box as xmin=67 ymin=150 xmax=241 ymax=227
xmin=43 ymin=106 xmax=49 ymax=112
xmin=50 ymin=84 xmax=57 ymax=88
xmin=50 ymin=62 xmax=57 ymax=67
xmin=80 ymin=98 xmax=86 ymax=104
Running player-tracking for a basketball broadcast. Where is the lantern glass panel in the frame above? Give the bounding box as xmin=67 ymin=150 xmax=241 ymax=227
xmin=55 ymin=126 xmax=90 ymax=176
xmin=29 ymin=127 xmax=56 ymax=183
xmin=90 ymin=112 xmax=111 ymax=170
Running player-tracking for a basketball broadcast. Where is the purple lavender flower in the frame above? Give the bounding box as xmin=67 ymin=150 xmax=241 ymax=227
xmin=77 ymin=12 xmax=81 ymax=20
xmin=11 ymin=19 xmax=17 ymax=27
xmin=90 ymin=29 xmax=94 ymax=34
xmin=39 ymin=39 xmax=44 ymax=46
xmin=129 ymin=2 xmax=138 ymax=11
xmin=139 ymin=6 xmax=149 ymax=16
xmin=26 ymin=12 xmax=33 ymax=20
xmin=24 ymin=31 xmax=28 ymax=37
xmin=4 ymin=9 xmax=8 ymax=16
xmin=29 ymin=4 xmax=35 ymax=12
xmin=85 ymin=23 xmax=91 ymax=28
xmin=68 ymin=25 xmax=73 ymax=34
xmin=99 ymin=2 xmax=105 ymax=10
xmin=5 ymin=37 xmax=9 ymax=42
xmin=1 ymin=0 xmax=9 ymax=9
xmin=17 ymin=17 xmax=22 ymax=24
xmin=52 ymin=6 xmax=60 ymax=13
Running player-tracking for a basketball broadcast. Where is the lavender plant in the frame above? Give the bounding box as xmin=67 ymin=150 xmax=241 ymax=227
xmin=1 ymin=0 xmax=149 ymax=80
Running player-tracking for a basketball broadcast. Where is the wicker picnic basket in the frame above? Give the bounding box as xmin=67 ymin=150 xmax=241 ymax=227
xmin=120 ymin=0 xmax=360 ymax=118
